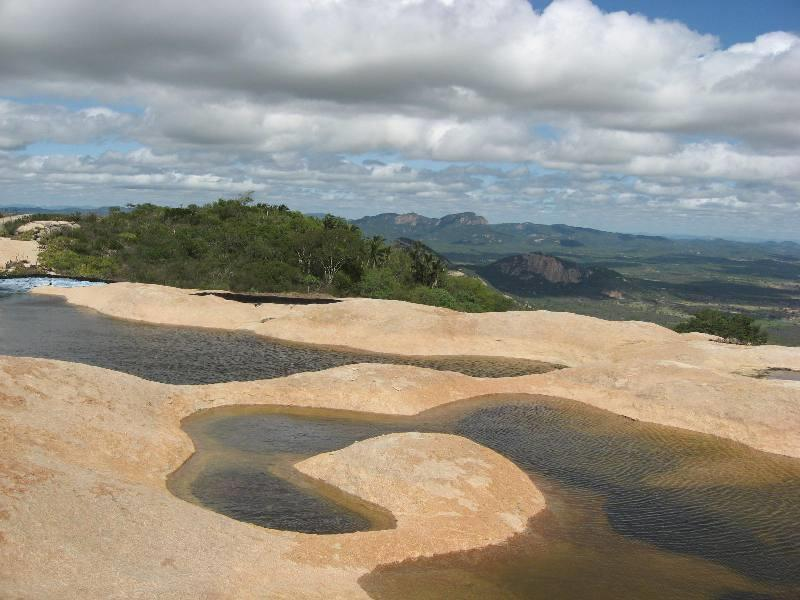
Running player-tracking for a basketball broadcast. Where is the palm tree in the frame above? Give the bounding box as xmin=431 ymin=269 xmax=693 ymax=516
xmin=365 ymin=235 xmax=390 ymax=269
xmin=409 ymin=241 xmax=446 ymax=287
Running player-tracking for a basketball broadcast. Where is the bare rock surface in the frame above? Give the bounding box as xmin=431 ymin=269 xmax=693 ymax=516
xmin=35 ymin=282 xmax=679 ymax=364
xmin=197 ymin=362 xmax=800 ymax=458
xmin=8 ymin=281 xmax=800 ymax=597
xmin=32 ymin=283 xmax=800 ymax=456
xmin=0 ymin=358 xmax=545 ymax=599
xmin=0 ymin=237 xmax=39 ymax=268
xmin=0 ymin=213 xmax=31 ymax=225
xmin=294 ymin=432 xmax=544 ymax=566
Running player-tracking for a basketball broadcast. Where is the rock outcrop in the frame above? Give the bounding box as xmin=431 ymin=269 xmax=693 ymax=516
xmin=16 ymin=220 xmax=79 ymax=241
xmin=352 ymin=211 xmax=489 ymax=236
xmin=478 ymin=252 xmax=628 ymax=297
xmin=5 ymin=281 xmax=800 ymax=597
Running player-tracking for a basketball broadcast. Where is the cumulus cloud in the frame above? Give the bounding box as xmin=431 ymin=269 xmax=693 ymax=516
xmin=0 ymin=0 xmax=798 ymax=238
xmin=0 ymin=100 xmax=135 ymax=150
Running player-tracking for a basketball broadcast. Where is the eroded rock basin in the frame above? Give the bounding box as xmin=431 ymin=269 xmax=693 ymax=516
xmin=4 ymin=280 xmax=800 ymax=598
xmin=174 ymin=396 xmax=800 ymax=599
xmin=0 ymin=291 xmax=559 ymax=382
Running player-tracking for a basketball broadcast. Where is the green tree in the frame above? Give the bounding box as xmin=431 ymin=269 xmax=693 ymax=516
xmin=674 ymin=309 xmax=768 ymax=345
xmin=408 ymin=241 xmax=446 ymax=287
xmin=364 ymin=235 xmax=390 ymax=269
xmin=29 ymin=198 xmax=515 ymax=312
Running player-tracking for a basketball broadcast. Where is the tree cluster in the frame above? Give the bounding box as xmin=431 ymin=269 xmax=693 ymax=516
xmin=19 ymin=196 xmax=513 ymax=313
xmin=674 ymin=309 xmax=768 ymax=345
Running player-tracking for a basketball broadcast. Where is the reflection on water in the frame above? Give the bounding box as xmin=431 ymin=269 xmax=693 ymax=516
xmin=173 ymin=397 xmax=800 ymax=599
xmin=170 ymin=409 xmax=400 ymax=533
xmin=189 ymin=466 xmax=376 ymax=534
xmin=0 ymin=287 xmax=559 ymax=383
xmin=0 ymin=276 xmax=105 ymax=293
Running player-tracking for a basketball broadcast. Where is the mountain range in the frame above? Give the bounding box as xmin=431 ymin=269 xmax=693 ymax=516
xmin=352 ymin=212 xmax=800 ymax=264
xmin=352 ymin=211 xmax=800 ymax=345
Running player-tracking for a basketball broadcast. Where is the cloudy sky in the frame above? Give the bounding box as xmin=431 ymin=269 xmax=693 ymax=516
xmin=1 ymin=0 xmax=798 ymax=240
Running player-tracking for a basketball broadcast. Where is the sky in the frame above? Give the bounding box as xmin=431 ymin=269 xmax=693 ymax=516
xmin=0 ymin=0 xmax=798 ymax=240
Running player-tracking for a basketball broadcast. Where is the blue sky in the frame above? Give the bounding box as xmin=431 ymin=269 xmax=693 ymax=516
xmin=0 ymin=0 xmax=798 ymax=241
xmin=541 ymin=0 xmax=799 ymax=46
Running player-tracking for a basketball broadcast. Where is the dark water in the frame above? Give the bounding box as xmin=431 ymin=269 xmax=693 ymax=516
xmin=173 ymin=398 xmax=800 ymax=599
xmin=764 ymin=369 xmax=800 ymax=382
xmin=170 ymin=409 xmax=401 ymax=534
xmin=0 ymin=289 xmax=558 ymax=383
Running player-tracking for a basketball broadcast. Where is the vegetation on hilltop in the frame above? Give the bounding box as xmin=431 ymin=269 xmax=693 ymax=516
xmin=4 ymin=197 xmax=513 ymax=313
xmin=674 ymin=309 xmax=768 ymax=345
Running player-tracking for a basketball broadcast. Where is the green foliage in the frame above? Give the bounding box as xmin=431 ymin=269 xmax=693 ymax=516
xmin=2 ymin=220 xmax=17 ymax=237
xmin=674 ymin=309 xmax=768 ymax=345
xmin=1 ymin=213 xmax=54 ymax=237
xmin=408 ymin=241 xmax=446 ymax=287
xmin=444 ymin=275 xmax=515 ymax=312
xmin=38 ymin=236 xmax=119 ymax=278
xmin=358 ymin=267 xmax=403 ymax=299
xmin=407 ymin=286 xmax=458 ymax=309
xmin=32 ymin=197 xmax=515 ymax=313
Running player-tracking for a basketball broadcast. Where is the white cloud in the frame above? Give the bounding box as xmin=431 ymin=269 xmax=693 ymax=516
xmin=0 ymin=100 xmax=134 ymax=150
xmin=0 ymin=0 xmax=797 ymax=238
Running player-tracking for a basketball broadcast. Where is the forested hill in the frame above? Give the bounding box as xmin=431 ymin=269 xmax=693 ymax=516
xmin=0 ymin=198 xmax=514 ymax=313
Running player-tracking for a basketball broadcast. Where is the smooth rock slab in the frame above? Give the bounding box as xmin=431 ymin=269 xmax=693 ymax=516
xmin=0 ymin=357 xmax=544 ymax=599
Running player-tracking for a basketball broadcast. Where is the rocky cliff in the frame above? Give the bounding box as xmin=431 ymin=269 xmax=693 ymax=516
xmin=478 ymin=252 xmax=628 ymax=297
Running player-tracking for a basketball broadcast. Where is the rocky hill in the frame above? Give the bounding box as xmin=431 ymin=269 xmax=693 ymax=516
xmin=478 ymin=252 xmax=630 ymax=298
xmin=352 ymin=211 xmax=488 ymax=238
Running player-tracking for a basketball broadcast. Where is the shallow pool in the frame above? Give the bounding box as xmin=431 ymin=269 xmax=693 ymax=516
xmin=173 ymin=397 xmax=800 ymax=599
xmin=0 ymin=284 xmax=559 ymax=383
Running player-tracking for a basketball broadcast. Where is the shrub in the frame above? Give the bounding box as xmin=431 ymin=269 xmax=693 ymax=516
xmin=444 ymin=275 xmax=515 ymax=312
xmin=30 ymin=197 xmax=518 ymax=314
xmin=674 ymin=309 xmax=768 ymax=345
xmin=407 ymin=286 xmax=458 ymax=309
xmin=358 ymin=267 xmax=402 ymax=299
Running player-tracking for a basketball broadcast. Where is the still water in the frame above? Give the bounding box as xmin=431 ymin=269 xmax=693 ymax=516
xmin=0 ymin=279 xmax=558 ymax=382
xmin=174 ymin=398 xmax=800 ymax=600
xmin=3 ymin=278 xmax=799 ymax=598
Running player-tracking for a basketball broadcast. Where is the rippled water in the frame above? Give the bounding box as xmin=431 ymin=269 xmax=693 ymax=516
xmin=170 ymin=408 xmax=401 ymax=533
xmin=174 ymin=398 xmax=800 ymax=599
xmin=0 ymin=285 xmax=558 ymax=382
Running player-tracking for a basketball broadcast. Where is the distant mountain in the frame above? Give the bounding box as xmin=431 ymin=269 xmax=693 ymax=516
xmin=352 ymin=211 xmax=800 ymax=264
xmin=351 ymin=212 xmax=488 ymax=239
xmin=0 ymin=206 xmax=112 ymax=216
xmin=477 ymin=253 xmax=631 ymax=298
